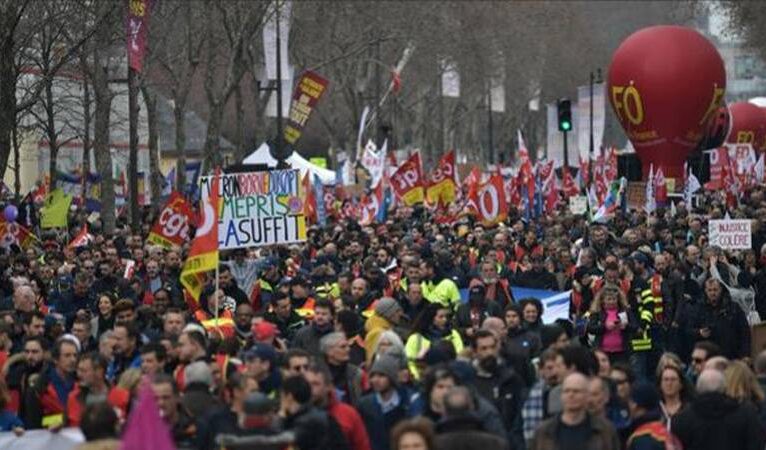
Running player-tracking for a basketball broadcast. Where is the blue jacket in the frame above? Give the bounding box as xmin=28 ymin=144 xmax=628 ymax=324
xmin=357 ymin=388 xmax=417 ymax=450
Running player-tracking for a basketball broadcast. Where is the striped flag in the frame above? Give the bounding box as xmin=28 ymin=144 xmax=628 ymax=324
xmin=180 ymin=167 xmax=221 ymax=306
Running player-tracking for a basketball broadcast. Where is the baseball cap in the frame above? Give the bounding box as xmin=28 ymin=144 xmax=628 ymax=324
xmin=244 ymin=343 xmax=276 ymax=363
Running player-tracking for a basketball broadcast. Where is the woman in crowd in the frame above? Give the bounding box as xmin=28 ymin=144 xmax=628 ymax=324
xmin=587 ymin=285 xmax=637 ymax=364
xmin=405 ymin=304 xmax=464 ymax=380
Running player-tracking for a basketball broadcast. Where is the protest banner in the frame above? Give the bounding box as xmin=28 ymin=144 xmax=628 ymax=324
xmin=0 ymin=428 xmax=84 ymax=450
xmin=147 ymin=191 xmax=194 ymax=249
xmin=284 ymin=70 xmax=329 ymax=145
xmin=568 ymin=196 xmax=588 ymax=215
xmin=200 ymin=169 xmax=306 ymax=249
xmin=709 ymin=219 xmax=752 ymax=250
xmin=468 ymin=174 xmax=507 ymax=227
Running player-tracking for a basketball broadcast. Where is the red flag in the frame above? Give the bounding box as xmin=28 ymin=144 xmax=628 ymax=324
xmin=147 ymin=191 xmax=194 ymax=249
xmin=705 ymin=146 xmax=729 ymax=190
xmin=517 ymin=132 xmax=535 ymax=205
xmin=180 ymin=168 xmax=221 ymax=306
xmin=390 ymin=152 xmax=425 ymax=205
xmin=302 ymin=173 xmax=318 ymax=224
xmin=579 ymin=157 xmax=590 ymax=188
xmin=543 ymin=172 xmax=559 ymax=213
xmin=68 ymin=223 xmax=93 ymax=248
xmin=126 ymin=0 xmax=155 ymax=73
xmin=605 ymin=147 xmax=618 ymax=182
xmin=594 ymin=152 xmax=607 ymax=203
xmin=654 ymin=167 xmax=668 ymax=205
xmin=359 ymin=182 xmax=384 ymax=226
xmin=427 ymin=150 xmax=457 ymax=205
xmin=562 ymin=168 xmax=580 ymax=198
xmin=468 ymin=175 xmax=508 ymax=226
xmin=391 ymin=70 xmax=402 ymax=95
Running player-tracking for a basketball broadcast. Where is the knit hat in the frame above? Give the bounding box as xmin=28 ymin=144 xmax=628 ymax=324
xmin=374 ymin=297 xmax=403 ymax=323
xmin=630 ymin=382 xmax=660 ymax=410
xmin=243 ymin=392 xmax=276 ymax=415
xmin=370 ymin=355 xmax=400 ymax=386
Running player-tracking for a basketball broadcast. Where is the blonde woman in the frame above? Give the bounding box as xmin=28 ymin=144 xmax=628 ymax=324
xmin=724 ymin=361 xmax=765 ymax=411
xmin=586 ymin=284 xmax=637 ymax=364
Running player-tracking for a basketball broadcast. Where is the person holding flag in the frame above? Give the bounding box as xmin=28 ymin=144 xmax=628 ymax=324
xmin=180 ymin=168 xmax=234 ymax=339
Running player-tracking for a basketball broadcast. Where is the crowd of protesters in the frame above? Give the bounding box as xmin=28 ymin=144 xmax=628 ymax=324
xmin=2 ymin=184 xmax=766 ymax=450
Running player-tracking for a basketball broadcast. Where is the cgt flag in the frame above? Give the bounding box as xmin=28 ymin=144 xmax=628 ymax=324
xmin=147 ymin=191 xmax=194 ymax=249
xmin=390 ymin=152 xmax=425 ymax=206
xmin=426 ymin=150 xmax=457 ymax=205
xmin=467 ymin=174 xmax=507 ymax=227
xmin=180 ymin=168 xmax=221 ymax=306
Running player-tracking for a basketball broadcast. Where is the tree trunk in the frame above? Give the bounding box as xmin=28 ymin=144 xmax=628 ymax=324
xmin=128 ymin=68 xmax=139 ymax=230
xmin=202 ymin=101 xmax=224 ymax=169
xmin=93 ymin=58 xmax=115 ymax=233
xmin=81 ymin=72 xmax=91 ymax=178
xmin=173 ymin=100 xmax=186 ymax=190
xmin=12 ymin=122 xmax=19 ymax=200
xmin=141 ymin=85 xmax=161 ymax=203
xmin=46 ymin=77 xmax=59 ymax=189
xmin=0 ymin=27 xmax=16 ymax=183
xmin=234 ymin=82 xmax=245 ymax=163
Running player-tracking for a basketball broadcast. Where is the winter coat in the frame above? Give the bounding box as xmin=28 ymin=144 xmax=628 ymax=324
xmin=290 ymin=323 xmax=334 ymax=356
xmin=684 ymin=297 xmax=751 ymax=359
xmin=357 ymin=388 xmax=416 ymax=450
xmin=326 ymin=390 xmax=372 ymax=450
xmin=625 ymin=411 xmax=681 ymax=450
xmin=454 ymin=301 xmax=503 ymax=339
xmin=363 ymin=313 xmax=395 ymax=365
xmin=671 ymin=392 xmax=765 ymax=450
xmin=471 ymin=358 xmax=525 ymax=442
xmin=181 ymin=382 xmax=222 ymax=420
xmin=433 ymin=414 xmax=511 ymax=450
xmin=404 ymin=329 xmax=464 ymax=380
xmin=283 ymin=404 xmax=350 ymax=450
xmin=529 ymin=413 xmax=620 ymax=450
xmin=586 ymin=308 xmax=639 ymax=353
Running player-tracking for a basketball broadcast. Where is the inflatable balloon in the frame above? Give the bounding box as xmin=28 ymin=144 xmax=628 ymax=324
xmin=726 ymin=101 xmax=766 ymax=152
xmin=3 ymin=204 xmax=17 ymax=222
xmin=608 ymin=25 xmax=726 ymax=180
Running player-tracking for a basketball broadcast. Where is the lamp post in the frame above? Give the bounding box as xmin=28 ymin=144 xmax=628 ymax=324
xmin=589 ymin=68 xmax=603 ymax=182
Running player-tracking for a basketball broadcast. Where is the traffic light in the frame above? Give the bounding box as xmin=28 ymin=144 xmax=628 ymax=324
xmin=557 ymin=99 xmax=572 ymax=132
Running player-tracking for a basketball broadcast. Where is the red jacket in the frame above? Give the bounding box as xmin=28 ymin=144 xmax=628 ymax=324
xmin=66 ymin=384 xmax=130 ymax=426
xmin=326 ymin=390 xmax=372 ymax=450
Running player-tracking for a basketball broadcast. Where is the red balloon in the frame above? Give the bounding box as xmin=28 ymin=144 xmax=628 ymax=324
xmin=608 ymin=26 xmax=726 ymax=180
xmin=726 ymin=101 xmax=766 ymax=152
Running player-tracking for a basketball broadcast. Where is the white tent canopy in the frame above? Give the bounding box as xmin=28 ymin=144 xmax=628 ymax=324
xmin=242 ymin=143 xmax=336 ymax=184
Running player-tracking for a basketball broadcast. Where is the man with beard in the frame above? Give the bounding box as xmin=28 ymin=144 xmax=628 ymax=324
xmin=50 ymin=275 xmax=93 ymax=327
xmin=686 ymin=278 xmax=751 ymax=360
xmin=6 ymin=336 xmax=47 ymax=418
xmin=24 ymin=337 xmax=78 ymax=429
xmin=66 ymin=352 xmax=119 ymax=426
xmin=291 ymin=299 xmax=335 ymax=356
xmin=471 ymin=330 xmax=526 ymax=448
xmin=218 ymin=265 xmax=249 ymax=306
xmin=91 ymin=260 xmax=120 ymax=300
xmin=264 ymin=293 xmax=305 ymax=342
xmin=106 ymin=323 xmax=141 ymax=383
xmin=348 ymin=278 xmax=375 ymax=316
xmin=289 ymin=275 xmax=317 ymax=320
xmin=514 ymin=254 xmax=558 ymax=290
xmin=474 ymin=259 xmax=514 ymax=309
xmin=320 ymin=332 xmax=366 ymax=406
xmin=233 ymin=303 xmax=254 ymax=346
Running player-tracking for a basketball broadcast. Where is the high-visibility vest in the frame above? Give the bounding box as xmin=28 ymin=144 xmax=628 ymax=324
xmin=196 ymin=309 xmax=236 ymax=339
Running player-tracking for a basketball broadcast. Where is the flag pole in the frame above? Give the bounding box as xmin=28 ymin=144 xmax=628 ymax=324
xmin=214 ymin=265 xmax=220 ymax=325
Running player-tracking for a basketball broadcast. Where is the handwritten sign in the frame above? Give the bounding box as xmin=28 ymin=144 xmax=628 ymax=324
xmin=200 ymin=169 xmax=306 ymax=249
xmin=568 ymin=196 xmax=588 ymax=215
xmin=708 ymin=219 xmax=752 ymax=250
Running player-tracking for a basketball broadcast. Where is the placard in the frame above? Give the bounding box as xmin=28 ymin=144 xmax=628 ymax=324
xmin=200 ymin=170 xmax=306 ymax=249
xmin=708 ymin=219 xmax=752 ymax=250
xmin=568 ymin=196 xmax=587 ymax=215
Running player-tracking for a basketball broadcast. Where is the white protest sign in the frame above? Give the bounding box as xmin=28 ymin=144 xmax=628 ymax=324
xmin=200 ymin=169 xmax=307 ymax=249
xmin=569 ymin=196 xmax=588 ymax=215
xmin=0 ymin=428 xmax=84 ymax=450
xmin=708 ymin=219 xmax=752 ymax=250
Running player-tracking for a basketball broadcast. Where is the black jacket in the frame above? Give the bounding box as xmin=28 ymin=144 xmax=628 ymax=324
xmin=672 ymin=392 xmax=765 ymax=450
xmin=434 ymin=414 xmax=512 ymax=450
xmin=684 ymin=298 xmax=751 ymax=359
xmin=181 ymin=382 xmax=222 ymax=420
xmin=283 ymin=405 xmax=349 ymax=450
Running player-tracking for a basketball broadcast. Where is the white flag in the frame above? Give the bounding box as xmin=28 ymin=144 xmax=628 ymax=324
xmin=441 ymin=60 xmax=460 ymax=98
xmin=361 ymin=140 xmax=385 ymax=186
xmin=755 ymin=153 xmax=765 ymax=183
xmin=490 ymin=78 xmax=505 ymax=113
xmin=644 ymin=164 xmax=656 ymax=214
xmin=265 ymin=66 xmax=294 ymax=118
xmin=262 ymin=1 xmax=292 ymax=80
xmin=684 ymin=168 xmax=701 ymax=207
